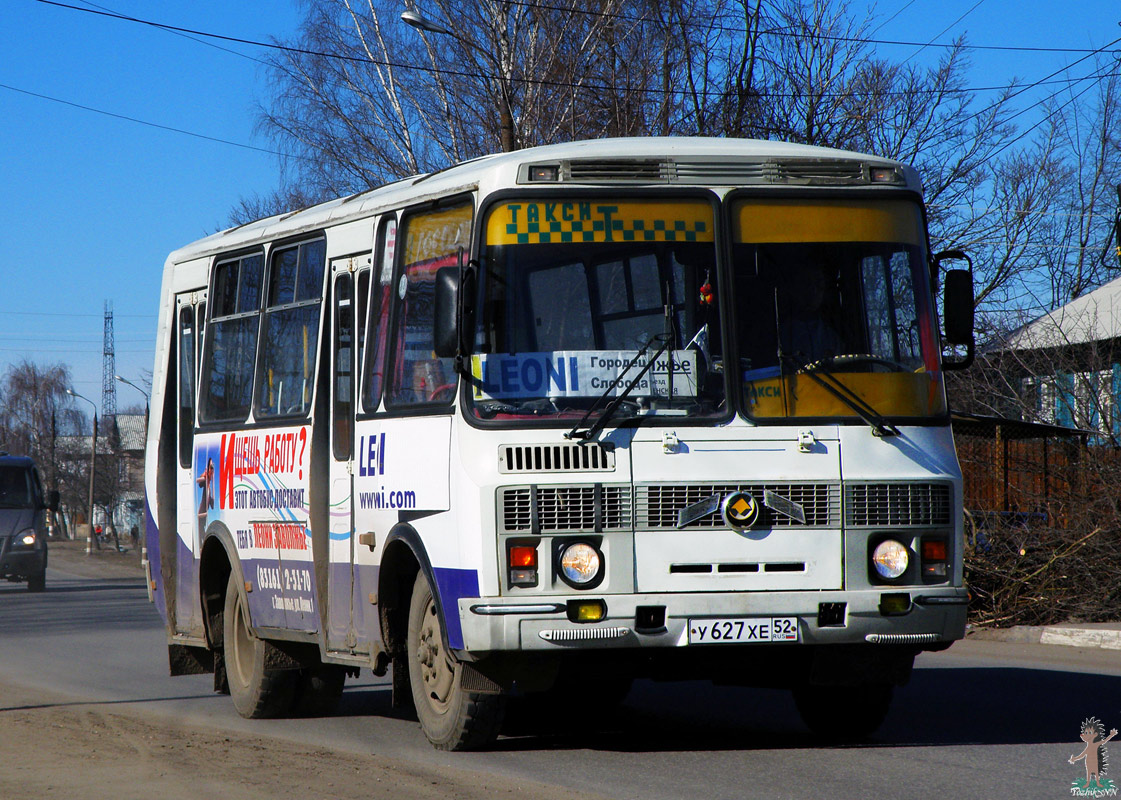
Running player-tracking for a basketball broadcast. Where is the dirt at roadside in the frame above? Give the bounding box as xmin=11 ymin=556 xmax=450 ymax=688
xmin=47 ymin=537 xmax=145 ymax=581
xmin=0 ymin=677 xmax=607 ymax=800
xmin=26 ymin=543 xmax=608 ymax=800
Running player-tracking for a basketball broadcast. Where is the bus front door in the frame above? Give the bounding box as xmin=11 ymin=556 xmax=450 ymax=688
xmin=174 ymin=290 xmax=206 ymax=637
xmin=326 ymin=260 xmax=372 ymax=654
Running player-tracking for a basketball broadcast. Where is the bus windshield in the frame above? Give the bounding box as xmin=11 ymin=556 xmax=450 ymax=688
xmin=471 ymin=198 xmax=726 ymax=423
xmin=731 ymin=197 xmax=947 ymax=421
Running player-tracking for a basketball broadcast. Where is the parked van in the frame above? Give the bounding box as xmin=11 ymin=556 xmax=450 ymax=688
xmin=0 ymin=454 xmax=56 ymax=592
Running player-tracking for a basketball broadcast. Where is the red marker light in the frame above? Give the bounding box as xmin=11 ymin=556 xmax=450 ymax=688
xmin=922 ymin=540 xmax=947 ymax=562
xmin=508 ymin=543 xmax=539 ymax=588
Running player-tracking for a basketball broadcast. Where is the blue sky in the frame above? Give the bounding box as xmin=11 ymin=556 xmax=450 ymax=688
xmin=1 ymin=0 xmax=1118 ymax=416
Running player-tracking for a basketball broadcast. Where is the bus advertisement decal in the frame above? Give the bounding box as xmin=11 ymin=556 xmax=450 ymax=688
xmin=470 ymin=350 xmax=698 ymax=401
xmin=352 ymin=419 xmax=451 ymax=512
xmin=192 ymin=425 xmax=317 ymax=632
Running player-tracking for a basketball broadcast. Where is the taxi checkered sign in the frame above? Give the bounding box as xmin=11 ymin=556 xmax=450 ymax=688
xmin=487 ymin=201 xmax=714 ymax=245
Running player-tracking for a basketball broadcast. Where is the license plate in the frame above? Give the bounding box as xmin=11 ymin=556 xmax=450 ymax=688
xmin=688 ymin=617 xmax=799 ymax=644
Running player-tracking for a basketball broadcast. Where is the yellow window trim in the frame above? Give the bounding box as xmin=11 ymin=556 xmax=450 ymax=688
xmin=734 ymin=198 xmax=924 ymax=246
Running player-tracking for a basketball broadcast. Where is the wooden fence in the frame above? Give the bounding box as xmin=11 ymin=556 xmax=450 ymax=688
xmin=952 ymin=415 xmax=1092 ymax=531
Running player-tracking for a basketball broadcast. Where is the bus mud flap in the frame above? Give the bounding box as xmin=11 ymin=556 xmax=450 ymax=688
xmin=460 ymin=663 xmax=503 ymax=694
xmin=168 ymin=643 xmax=213 ymax=676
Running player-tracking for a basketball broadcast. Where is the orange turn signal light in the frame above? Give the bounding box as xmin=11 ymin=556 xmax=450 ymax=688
xmin=510 ymin=545 xmax=538 ymax=569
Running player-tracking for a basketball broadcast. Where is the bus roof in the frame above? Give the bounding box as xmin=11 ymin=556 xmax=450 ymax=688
xmin=167 ymin=136 xmax=921 ymax=264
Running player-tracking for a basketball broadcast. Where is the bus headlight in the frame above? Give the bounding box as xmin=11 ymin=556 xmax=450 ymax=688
xmin=558 ymin=542 xmax=603 ymax=588
xmin=871 ymin=539 xmax=909 ymax=581
xmin=16 ymin=529 xmax=37 ymax=548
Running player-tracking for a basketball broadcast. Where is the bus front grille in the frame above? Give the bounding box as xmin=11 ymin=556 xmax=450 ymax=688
xmin=844 ymin=482 xmax=953 ymax=527
xmin=636 ymin=483 xmax=841 ymax=529
xmin=498 ymin=443 xmax=615 ymax=473
xmin=553 ymin=157 xmax=871 ymax=186
xmin=499 ymin=484 xmax=633 ymax=534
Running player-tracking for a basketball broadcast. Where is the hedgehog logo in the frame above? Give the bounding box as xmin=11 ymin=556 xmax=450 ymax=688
xmin=1069 ymin=716 xmax=1118 ymax=794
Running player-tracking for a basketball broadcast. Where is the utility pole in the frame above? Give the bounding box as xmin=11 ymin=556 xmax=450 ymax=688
xmin=66 ymin=389 xmax=99 ymax=554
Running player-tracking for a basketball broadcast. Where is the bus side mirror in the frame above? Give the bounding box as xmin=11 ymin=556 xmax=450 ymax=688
xmin=47 ymin=490 xmax=60 ymax=512
xmin=943 ymin=269 xmax=974 ymax=345
xmin=433 ymin=266 xmax=459 ymax=359
xmin=933 ymin=250 xmax=975 ymax=370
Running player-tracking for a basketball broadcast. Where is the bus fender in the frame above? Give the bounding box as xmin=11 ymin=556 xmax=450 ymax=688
xmin=200 ymin=521 xmax=239 ymax=648
xmin=379 ymin=522 xmax=443 ymax=654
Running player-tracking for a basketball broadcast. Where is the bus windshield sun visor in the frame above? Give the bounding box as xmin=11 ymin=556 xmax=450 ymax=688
xmin=780 ymin=353 xmax=900 ymax=437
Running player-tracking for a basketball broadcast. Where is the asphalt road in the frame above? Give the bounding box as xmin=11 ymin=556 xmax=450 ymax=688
xmin=1 ymin=560 xmax=1115 ymax=800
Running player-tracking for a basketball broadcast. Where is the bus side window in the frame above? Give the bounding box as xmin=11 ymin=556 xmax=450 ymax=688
xmin=201 ymin=253 xmax=263 ymax=422
xmin=256 ymin=239 xmax=327 ymax=418
xmin=356 ymin=269 xmax=370 ymax=402
xmin=197 ymin=301 xmax=206 ymax=370
xmin=333 ymin=272 xmax=353 ymax=461
xmin=387 ymin=202 xmax=472 ymax=407
xmin=178 ymin=305 xmax=195 ymax=467
xmin=363 ymin=216 xmax=396 ymax=412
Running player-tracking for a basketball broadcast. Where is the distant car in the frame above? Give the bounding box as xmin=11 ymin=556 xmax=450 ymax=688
xmin=0 ymin=454 xmax=57 ymax=592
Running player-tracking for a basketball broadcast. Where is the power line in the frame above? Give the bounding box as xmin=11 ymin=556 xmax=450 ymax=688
xmin=71 ymin=0 xmax=266 ymax=65
xmin=0 ymin=336 xmax=151 ymax=342
xmin=0 ymin=310 xmax=155 ymax=318
xmin=0 ymin=81 xmax=301 ymax=160
xmin=0 ymin=348 xmax=152 ymax=353
xmin=900 ymin=0 xmax=988 ymax=64
xmin=33 ymin=0 xmax=1119 ymax=82
xmin=443 ymin=0 xmax=1113 ymax=55
xmin=985 ymin=60 xmax=1118 ymax=162
xmin=21 ymin=0 xmax=1121 ymax=162
xmin=870 ymin=0 xmax=918 ymax=37
xmin=927 ymin=204 xmax=1118 ymax=222
xmin=963 ymin=32 xmax=1121 ymax=126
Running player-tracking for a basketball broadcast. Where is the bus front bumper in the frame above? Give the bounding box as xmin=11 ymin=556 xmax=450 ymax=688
xmin=458 ymin=586 xmax=969 ymax=654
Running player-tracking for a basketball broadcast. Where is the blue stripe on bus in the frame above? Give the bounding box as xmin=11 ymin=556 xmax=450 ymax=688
xmin=432 ymin=567 xmax=479 ymax=650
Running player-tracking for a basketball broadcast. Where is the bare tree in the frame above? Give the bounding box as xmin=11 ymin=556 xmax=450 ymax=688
xmin=1042 ymin=65 xmax=1121 ymax=307
xmin=249 ymin=0 xmax=1116 ymax=336
xmin=256 ymin=0 xmax=665 ymax=195
xmin=0 ymin=361 xmax=83 ymax=536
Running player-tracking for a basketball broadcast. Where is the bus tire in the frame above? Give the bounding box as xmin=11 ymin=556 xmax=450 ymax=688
xmin=793 ymin=682 xmax=893 ymax=741
xmin=222 ymin=572 xmax=296 ymax=719
xmin=292 ymin=665 xmax=346 ymax=717
xmin=407 ymin=572 xmax=505 ymax=750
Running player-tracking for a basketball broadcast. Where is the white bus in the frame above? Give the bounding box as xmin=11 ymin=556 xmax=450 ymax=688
xmin=144 ymin=137 xmax=975 ymax=750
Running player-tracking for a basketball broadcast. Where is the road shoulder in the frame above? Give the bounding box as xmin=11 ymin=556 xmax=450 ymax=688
xmin=0 ymin=676 xmax=609 ymax=800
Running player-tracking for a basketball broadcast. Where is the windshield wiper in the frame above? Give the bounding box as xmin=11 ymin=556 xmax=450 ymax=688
xmin=565 ymin=334 xmax=674 ymax=441
xmin=780 ymin=354 xmax=900 ymax=437
xmin=476 ymin=398 xmax=560 ymax=418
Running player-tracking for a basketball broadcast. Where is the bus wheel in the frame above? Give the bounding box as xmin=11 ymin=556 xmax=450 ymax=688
xmin=792 ymin=683 xmax=893 ymax=741
xmin=407 ymin=572 xmax=505 ymax=750
xmin=222 ymin=572 xmax=296 ymax=718
xmin=292 ymin=665 xmax=346 ymax=717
